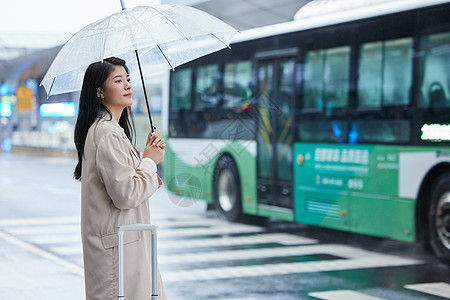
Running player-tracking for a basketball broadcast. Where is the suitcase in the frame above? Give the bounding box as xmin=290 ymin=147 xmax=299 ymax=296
xmin=117 ymin=224 xmax=158 ymax=300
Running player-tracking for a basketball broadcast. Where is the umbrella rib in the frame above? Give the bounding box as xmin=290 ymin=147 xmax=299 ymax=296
xmin=210 ymin=33 xmax=231 ymax=49
xmin=48 ymin=77 xmax=56 ymax=97
xmin=151 ymin=6 xmax=187 ymax=38
xmin=156 ymin=44 xmax=175 ymax=70
xmin=102 ymin=16 xmax=114 ymax=59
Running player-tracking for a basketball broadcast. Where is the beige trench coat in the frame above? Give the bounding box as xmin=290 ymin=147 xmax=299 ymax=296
xmin=81 ymin=115 xmax=167 ymax=300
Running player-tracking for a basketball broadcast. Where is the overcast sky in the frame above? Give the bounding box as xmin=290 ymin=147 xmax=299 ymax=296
xmin=1 ymin=0 xmax=162 ymax=43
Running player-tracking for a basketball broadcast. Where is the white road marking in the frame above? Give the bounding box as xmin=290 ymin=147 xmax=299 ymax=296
xmin=155 ymin=217 xmax=233 ymax=227
xmin=29 ymin=234 xmax=81 ymax=244
xmin=49 ymin=233 xmax=317 ymax=257
xmin=0 ymin=216 xmax=79 ymax=226
xmin=405 ymin=282 xmax=450 ymax=298
xmin=160 ymin=244 xmax=342 ymax=264
xmin=50 ymin=245 xmax=83 ymax=256
xmin=308 ymin=290 xmax=385 ymax=300
xmin=215 ymin=298 xmax=256 ymax=300
xmin=159 ymin=233 xmax=317 ymax=249
xmin=0 ymin=229 xmax=83 ymax=276
xmin=152 ymin=213 xmax=213 ymax=220
xmin=0 ymin=215 xmax=427 ymax=288
xmin=6 ymin=224 xmax=80 ymax=235
xmin=160 ymin=244 xmax=418 ymax=264
xmin=159 ymin=224 xmax=263 ymax=237
xmin=0 ymin=213 xmax=208 ymax=227
xmin=162 ymin=247 xmax=422 ymax=282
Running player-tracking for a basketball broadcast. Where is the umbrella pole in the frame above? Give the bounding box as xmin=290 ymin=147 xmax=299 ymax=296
xmin=135 ymin=50 xmax=155 ymax=133
xmin=120 ymin=0 xmax=126 ymax=10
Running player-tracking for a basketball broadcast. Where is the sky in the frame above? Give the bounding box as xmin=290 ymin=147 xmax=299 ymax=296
xmin=0 ymin=0 xmax=163 ymax=47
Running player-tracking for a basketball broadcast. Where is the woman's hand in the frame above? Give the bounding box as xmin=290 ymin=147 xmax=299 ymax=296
xmin=149 ymin=131 xmax=166 ymax=150
xmin=143 ymin=131 xmax=165 ymax=165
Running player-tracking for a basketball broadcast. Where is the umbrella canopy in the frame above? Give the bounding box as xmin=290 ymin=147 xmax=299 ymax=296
xmin=41 ymin=4 xmax=238 ymax=96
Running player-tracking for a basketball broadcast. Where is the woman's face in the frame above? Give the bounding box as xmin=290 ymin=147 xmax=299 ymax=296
xmin=98 ymin=65 xmax=133 ymax=111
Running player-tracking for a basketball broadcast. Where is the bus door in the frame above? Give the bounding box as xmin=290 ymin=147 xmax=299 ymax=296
xmin=255 ymin=53 xmax=296 ymax=213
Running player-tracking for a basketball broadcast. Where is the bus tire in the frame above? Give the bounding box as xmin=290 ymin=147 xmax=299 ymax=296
xmin=213 ymin=155 xmax=242 ymax=222
xmin=429 ymin=173 xmax=450 ymax=261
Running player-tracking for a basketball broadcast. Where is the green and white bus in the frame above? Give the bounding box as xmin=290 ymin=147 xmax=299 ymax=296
xmin=161 ymin=0 xmax=450 ymax=260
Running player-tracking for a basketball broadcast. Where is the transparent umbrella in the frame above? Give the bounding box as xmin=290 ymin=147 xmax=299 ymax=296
xmin=41 ymin=3 xmax=238 ymax=131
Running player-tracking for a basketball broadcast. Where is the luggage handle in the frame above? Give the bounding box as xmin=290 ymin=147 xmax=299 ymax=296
xmin=117 ymin=224 xmax=158 ymax=300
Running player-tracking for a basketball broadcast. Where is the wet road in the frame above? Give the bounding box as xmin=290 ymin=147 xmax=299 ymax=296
xmin=0 ymin=152 xmax=449 ymax=299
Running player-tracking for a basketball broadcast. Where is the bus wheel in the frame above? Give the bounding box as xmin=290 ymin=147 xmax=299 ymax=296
xmin=429 ymin=174 xmax=450 ymax=261
xmin=214 ymin=156 xmax=242 ymax=222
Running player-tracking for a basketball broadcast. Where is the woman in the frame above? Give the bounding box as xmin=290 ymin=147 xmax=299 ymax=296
xmin=74 ymin=57 xmax=167 ymax=300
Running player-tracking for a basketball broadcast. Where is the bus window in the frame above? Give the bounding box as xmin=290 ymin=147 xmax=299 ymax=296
xmin=324 ymin=46 xmax=350 ymax=110
xmin=383 ymin=38 xmax=413 ymax=106
xmin=303 ymin=50 xmax=324 ymax=109
xmin=303 ymin=46 xmax=350 ymax=111
xmin=358 ymin=38 xmax=413 ymax=107
xmin=258 ymin=63 xmax=274 ymax=178
xmin=358 ymin=42 xmax=383 ymax=107
xmin=170 ymin=68 xmax=192 ymax=110
xmin=169 ymin=68 xmax=192 ymax=137
xmin=224 ymin=61 xmax=252 ymax=108
xmin=298 ymin=120 xmax=347 ymax=142
xmin=351 ymin=119 xmax=410 ymax=143
xmin=419 ymin=32 xmax=450 ymax=108
xmin=277 ymin=60 xmax=295 ymax=181
xmin=200 ymin=61 xmax=256 ymax=140
xmin=195 ymin=64 xmax=221 ymax=109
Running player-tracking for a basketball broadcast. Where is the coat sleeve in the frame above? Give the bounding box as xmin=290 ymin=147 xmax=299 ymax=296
xmin=96 ymin=131 xmax=160 ymax=210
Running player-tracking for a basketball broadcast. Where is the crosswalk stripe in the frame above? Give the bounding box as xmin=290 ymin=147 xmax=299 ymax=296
xmin=308 ymin=290 xmax=385 ymax=300
xmin=405 ymin=282 xmax=450 ymax=298
xmin=0 ymin=213 xmax=219 ymax=227
xmin=6 ymin=224 xmax=80 ymax=235
xmin=159 ymin=233 xmax=317 ymax=249
xmin=50 ymin=245 xmax=83 ymax=256
xmin=0 ymin=216 xmax=79 ymax=226
xmin=155 ymin=218 xmax=231 ymax=227
xmin=160 ymin=244 xmax=344 ymax=264
xmin=162 ymin=255 xmax=421 ymax=282
xmin=28 ymin=232 xmax=315 ymax=249
xmin=1 ymin=216 xmax=261 ymax=238
xmin=160 ymin=225 xmax=262 ymax=237
xmin=46 ymin=234 xmax=316 ymax=256
xmin=1 ymin=219 xmax=264 ymax=246
xmin=159 ymin=244 xmax=421 ymax=264
xmin=28 ymin=234 xmax=81 ymax=244
xmin=152 ymin=213 xmax=213 ymax=220
xmin=215 ymin=298 xmax=257 ymax=300
xmin=8 ymin=224 xmax=261 ymax=237
xmin=1 ymin=215 xmax=431 ymax=291
xmin=0 ymin=213 xmax=218 ymax=228
xmin=9 ymin=223 xmax=264 ymax=238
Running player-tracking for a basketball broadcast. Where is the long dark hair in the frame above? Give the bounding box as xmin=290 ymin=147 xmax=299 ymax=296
xmin=73 ymin=57 xmax=135 ymax=180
